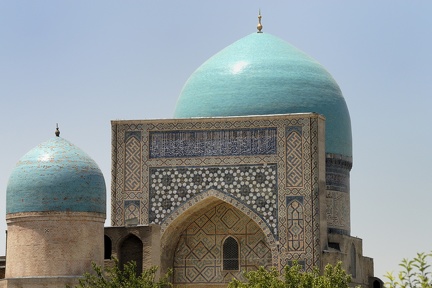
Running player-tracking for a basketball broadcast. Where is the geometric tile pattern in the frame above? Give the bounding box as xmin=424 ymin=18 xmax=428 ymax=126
xmin=286 ymin=196 xmax=304 ymax=251
xmin=124 ymin=132 xmax=141 ymax=191
xmin=272 ymin=117 xmax=316 ymax=271
xmin=149 ymin=128 xmax=277 ymax=158
xmin=149 ymin=164 xmax=278 ymax=236
xmin=286 ymin=127 xmax=303 ymax=187
xmin=173 ymin=202 xmax=272 ymax=284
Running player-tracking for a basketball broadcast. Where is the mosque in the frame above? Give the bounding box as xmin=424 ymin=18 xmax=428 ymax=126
xmin=0 ymin=14 xmax=383 ymax=288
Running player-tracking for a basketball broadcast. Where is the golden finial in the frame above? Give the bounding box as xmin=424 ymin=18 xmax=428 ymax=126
xmin=257 ymin=9 xmax=263 ymax=33
xmin=55 ymin=123 xmax=60 ymax=137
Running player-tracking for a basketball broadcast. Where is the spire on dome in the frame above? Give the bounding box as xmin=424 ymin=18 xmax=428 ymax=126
xmin=55 ymin=123 xmax=60 ymax=137
xmin=257 ymin=10 xmax=263 ymax=33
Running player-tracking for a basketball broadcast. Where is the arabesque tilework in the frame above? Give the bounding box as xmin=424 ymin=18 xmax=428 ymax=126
xmin=149 ymin=128 xmax=277 ymax=158
xmin=111 ymin=114 xmax=327 ymax=283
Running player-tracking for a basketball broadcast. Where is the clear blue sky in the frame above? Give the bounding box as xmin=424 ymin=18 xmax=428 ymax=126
xmin=1 ymin=1 xmax=431 ymax=279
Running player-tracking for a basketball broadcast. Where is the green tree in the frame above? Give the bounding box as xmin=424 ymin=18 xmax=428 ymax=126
xmin=385 ymin=252 xmax=432 ymax=288
xmin=68 ymin=258 xmax=172 ymax=288
xmin=228 ymin=261 xmax=353 ymax=288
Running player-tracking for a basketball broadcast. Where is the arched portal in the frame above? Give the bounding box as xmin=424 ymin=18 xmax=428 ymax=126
xmin=119 ymin=234 xmax=143 ymax=276
xmin=171 ymin=201 xmax=272 ymax=286
xmin=160 ymin=189 xmax=278 ymax=277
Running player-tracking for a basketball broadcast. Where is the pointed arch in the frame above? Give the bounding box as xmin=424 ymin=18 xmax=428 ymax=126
xmin=119 ymin=234 xmax=143 ymax=276
xmin=160 ymin=189 xmax=278 ymax=275
xmin=161 ymin=189 xmax=277 ymax=245
xmin=170 ymin=201 xmax=272 ymax=285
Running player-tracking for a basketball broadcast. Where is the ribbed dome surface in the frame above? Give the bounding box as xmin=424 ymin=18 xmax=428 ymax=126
xmin=7 ymin=137 xmax=106 ymax=214
xmin=174 ymin=33 xmax=352 ymax=157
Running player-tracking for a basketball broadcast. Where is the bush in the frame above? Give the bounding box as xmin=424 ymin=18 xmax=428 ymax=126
xmin=228 ymin=261 xmax=353 ymax=288
xmin=385 ymin=252 xmax=432 ymax=288
xmin=68 ymin=258 xmax=172 ymax=288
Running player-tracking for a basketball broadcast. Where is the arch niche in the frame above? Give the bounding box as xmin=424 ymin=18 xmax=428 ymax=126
xmin=104 ymin=235 xmax=112 ymax=260
xmin=119 ymin=234 xmax=143 ymax=276
xmin=160 ymin=190 xmax=277 ymax=286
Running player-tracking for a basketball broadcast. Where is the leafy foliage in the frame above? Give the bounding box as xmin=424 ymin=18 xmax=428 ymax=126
xmin=228 ymin=261 xmax=353 ymax=288
xmin=68 ymin=258 xmax=172 ymax=288
xmin=385 ymin=252 xmax=432 ymax=288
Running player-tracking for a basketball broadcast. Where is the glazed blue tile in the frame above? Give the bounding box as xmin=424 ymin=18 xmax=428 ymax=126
xmin=7 ymin=137 xmax=106 ymax=214
xmin=174 ymin=33 xmax=352 ymax=157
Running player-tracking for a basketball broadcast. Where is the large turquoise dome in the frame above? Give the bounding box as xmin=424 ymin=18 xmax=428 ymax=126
xmin=6 ymin=137 xmax=106 ymax=214
xmin=174 ymin=33 xmax=352 ymax=157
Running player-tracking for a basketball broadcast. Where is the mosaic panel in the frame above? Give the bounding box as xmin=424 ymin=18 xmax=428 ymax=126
xmin=124 ymin=132 xmax=142 ymax=191
xmin=286 ymin=127 xmax=303 ymax=187
xmin=124 ymin=200 xmax=140 ymax=222
xmin=278 ymin=120 xmax=305 ymax=269
xmin=150 ymin=164 xmax=278 ymax=236
xmin=286 ymin=196 xmax=305 ymax=252
xmin=149 ymin=128 xmax=277 ymax=158
xmin=173 ymin=202 xmax=272 ymax=285
xmin=277 ymin=117 xmax=321 ymax=271
xmin=326 ymin=190 xmax=350 ymax=234
xmin=112 ymin=124 xmax=144 ymax=226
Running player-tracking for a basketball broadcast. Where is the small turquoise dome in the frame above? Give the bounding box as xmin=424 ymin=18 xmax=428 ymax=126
xmin=174 ymin=33 xmax=352 ymax=157
xmin=7 ymin=137 xmax=106 ymax=214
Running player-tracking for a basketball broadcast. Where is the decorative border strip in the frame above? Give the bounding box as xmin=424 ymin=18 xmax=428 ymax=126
xmin=149 ymin=128 xmax=277 ymax=158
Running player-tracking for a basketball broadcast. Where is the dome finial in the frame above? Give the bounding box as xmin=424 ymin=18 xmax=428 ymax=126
xmin=257 ymin=9 xmax=263 ymax=33
xmin=55 ymin=123 xmax=60 ymax=137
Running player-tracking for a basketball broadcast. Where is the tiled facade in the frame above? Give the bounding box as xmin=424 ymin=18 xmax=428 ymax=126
xmin=111 ymin=113 xmax=329 ymax=285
